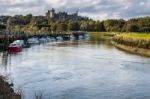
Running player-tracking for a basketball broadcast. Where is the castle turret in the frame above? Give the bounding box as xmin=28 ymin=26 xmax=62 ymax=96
xmin=76 ymin=11 xmax=78 ymax=16
xmin=46 ymin=8 xmax=55 ymax=19
xmin=50 ymin=8 xmax=55 ymax=18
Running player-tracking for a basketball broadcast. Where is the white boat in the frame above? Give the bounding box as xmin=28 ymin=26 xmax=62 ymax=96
xmin=56 ymin=36 xmax=63 ymax=41
xmin=50 ymin=37 xmax=56 ymax=41
xmin=39 ymin=37 xmax=48 ymax=43
xmin=70 ymin=35 xmax=75 ymax=40
xmin=46 ymin=37 xmax=51 ymax=42
xmin=28 ymin=38 xmax=40 ymax=44
xmin=13 ymin=40 xmax=24 ymax=47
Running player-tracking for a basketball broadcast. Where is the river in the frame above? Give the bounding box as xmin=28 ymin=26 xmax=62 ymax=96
xmin=0 ymin=36 xmax=150 ymax=99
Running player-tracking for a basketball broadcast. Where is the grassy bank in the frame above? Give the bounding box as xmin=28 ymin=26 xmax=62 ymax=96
xmin=89 ymin=32 xmax=115 ymax=40
xmin=90 ymin=32 xmax=150 ymax=57
xmin=111 ymin=41 xmax=150 ymax=57
xmin=0 ymin=76 xmax=21 ymax=99
xmin=113 ymin=33 xmax=150 ymax=49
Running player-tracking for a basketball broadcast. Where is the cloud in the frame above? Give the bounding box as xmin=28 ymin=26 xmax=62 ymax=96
xmin=0 ymin=0 xmax=150 ymax=20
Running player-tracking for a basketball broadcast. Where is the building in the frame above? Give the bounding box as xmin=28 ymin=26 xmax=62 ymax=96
xmin=46 ymin=8 xmax=55 ymax=19
xmin=0 ymin=18 xmax=4 ymax=24
xmin=46 ymin=8 xmax=88 ymax=20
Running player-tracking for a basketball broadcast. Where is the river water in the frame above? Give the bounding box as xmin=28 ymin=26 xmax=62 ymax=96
xmin=0 ymin=37 xmax=150 ymax=99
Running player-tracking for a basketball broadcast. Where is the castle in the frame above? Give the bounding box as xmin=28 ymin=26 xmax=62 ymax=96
xmin=46 ymin=8 xmax=88 ymax=20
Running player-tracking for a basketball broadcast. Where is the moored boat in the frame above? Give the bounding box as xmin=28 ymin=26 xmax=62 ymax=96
xmin=13 ymin=40 xmax=24 ymax=47
xmin=56 ymin=36 xmax=63 ymax=41
xmin=23 ymin=41 xmax=31 ymax=48
xmin=28 ymin=38 xmax=40 ymax=44
xmin=39 ymin=37 xmax=48 ymax=43
xmin=8 ymin=43 xmax=22 ymax=52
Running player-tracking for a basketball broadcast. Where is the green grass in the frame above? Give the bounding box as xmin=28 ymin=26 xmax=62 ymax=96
xmin=89 ymin=32 xmax=114 ymax=35
xmin=113 ymin=32 xmax=150 ymax=49
xmin=90 ymin=32 xmax=150 ymax=39
xmin=89 ymin=32 xmax=150 ymax=49
xmin=117 ymin=32 xmax=150 ymax=39
xmin=89 ymin=32 xmax=115 ymax=39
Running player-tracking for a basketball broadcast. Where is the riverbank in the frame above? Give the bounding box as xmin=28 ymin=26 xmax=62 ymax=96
xmin=90 ymin=32 xmax=150 ymax=57
xmin=0 ymin=76 xmax=21 ymax=99
xmin=89 ymin=32 xmax=114 ymax=40
xmin=111 ymin=41 xmax=150 ymax=57
xmin=112 ymin=33 xmax=150 ymax=57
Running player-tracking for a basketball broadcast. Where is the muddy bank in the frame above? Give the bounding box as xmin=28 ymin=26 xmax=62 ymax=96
xmin=111 ymin=41 xmax=150 ymax=57
xmin=0 ymin=76 xmax=21 ymax=99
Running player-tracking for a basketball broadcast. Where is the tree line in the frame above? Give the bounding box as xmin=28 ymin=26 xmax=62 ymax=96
xmin=0 ymin=14 xmax=150 ymax=34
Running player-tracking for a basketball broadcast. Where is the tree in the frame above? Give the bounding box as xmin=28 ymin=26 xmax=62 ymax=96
xmin=104 ymin=19 xmax=125 ymax=32
xmin=0 ymin=24 xmax=6 ymax=30
xmin=126 ymin=24 xmax=139 ymax=32
xmin=57 ymin=22 xmax=67 ymax=32
xmin=68 ymin=21 xmax=80 ymax=31
xmin=99 ymin=21 xmax=105 ymax=31
xmin=51 ymin=23 xmax=57 ymax=32
xmin=40 ymin=27 xmax=50 ymax=34
xmin=95 ymin=20 xmax=100 ymax=31
xmin=80 ymin=22 xmax=88 ymax=31
xmin=88 ymin=21 xmax=95 ymax=31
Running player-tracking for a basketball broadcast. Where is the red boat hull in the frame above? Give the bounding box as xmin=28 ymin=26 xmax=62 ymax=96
xmin=8 ymin=47 xmax=22 ymax=52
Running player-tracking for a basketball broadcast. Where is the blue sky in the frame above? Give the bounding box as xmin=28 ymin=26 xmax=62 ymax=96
xmin=0 ymin=0 xmax=150 ymax=20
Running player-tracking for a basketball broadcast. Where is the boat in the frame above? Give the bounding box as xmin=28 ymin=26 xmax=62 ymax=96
xmin=23 ymin=41 xmax=31 ymax=48
xmin=50 ymin=37 xmax=57 ymax=42
xmin=28 ymin=38 xmax=40 ymax=44
xmin=56 ymin=36 xmax=63 ymax=41
xmin=13 ymin=40 xmax=24 ymax=47
xmin=39 ymin=37 xmax=48 ymax=43
xmin=46 ymin=37 xmax=51 ymax=42
xmin=8 ymin=43 xmax=22 ymax=52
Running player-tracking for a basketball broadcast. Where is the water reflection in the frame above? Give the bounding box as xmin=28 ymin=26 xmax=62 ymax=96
xmin=0 ymin=52 xmax=11 ymax=70
xmin=0 ymin=37 xmax=150 ymax=99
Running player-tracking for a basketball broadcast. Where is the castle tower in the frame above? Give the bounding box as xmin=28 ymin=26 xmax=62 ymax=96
xmin=46 ymin=8 xmax=55 ymax=20
xmin=76 ymin=11 xmax=78 ymax=16
xmin=50 ymin=8 xmax=55 ymax=18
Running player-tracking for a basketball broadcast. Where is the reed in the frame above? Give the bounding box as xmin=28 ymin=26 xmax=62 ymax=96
xmin=113 ymin=33 xmax=150 ymax=49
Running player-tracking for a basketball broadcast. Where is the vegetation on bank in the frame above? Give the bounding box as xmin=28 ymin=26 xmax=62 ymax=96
xmin=116 ymin=33 xmax=150 ymax=38
xmin=89 ymin=32 xmax=114 ymax=40
xmin=0 ymin=76 xmax=21 ymax=99
xmin=113 ymin=33 xmax=150 ymax=49
xmin=0 ymin=15 xmax=150 ymax=35
xmin=111 ymin=41 xmax=150 ymax=57
xmin=0 ymin=13 xmax=150 ymax=55
xmin=90 ymin=32 xmax=150 ymax=56
xmin=90 ymin=32 xmax=150 ymax=49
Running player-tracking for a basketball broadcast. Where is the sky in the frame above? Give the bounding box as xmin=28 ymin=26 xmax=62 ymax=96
xmin=0 ymin=0 xmax=150 ymax=20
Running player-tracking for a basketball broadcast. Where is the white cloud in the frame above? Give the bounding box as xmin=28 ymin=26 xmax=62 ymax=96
xmin=0 ymin=0 xmax=149 ymax=20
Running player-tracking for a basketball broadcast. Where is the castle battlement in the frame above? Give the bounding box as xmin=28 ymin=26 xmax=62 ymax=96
xmin=46 ymin=8 xmax=87 ymax=20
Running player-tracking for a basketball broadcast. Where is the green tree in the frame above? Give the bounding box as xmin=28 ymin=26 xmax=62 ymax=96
xmin=104 ymin=19 xmax=125 ymax=32
xmin=51 ymin=23 xmax=57 ymax=32
xmin=126 ymin=24 xmax=139 ymax=32
xmin=88 ymin=21 xmax=95 ymax=31
xmin=57 ymin=22 xmax=67 ymax=32
xmin=95 ymin=20 xmax=100 ymax=31
xmin=68 ymin=21 xmax=80 ymax=31
xmin=80 ymin=22 xmax=88 ymax=31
